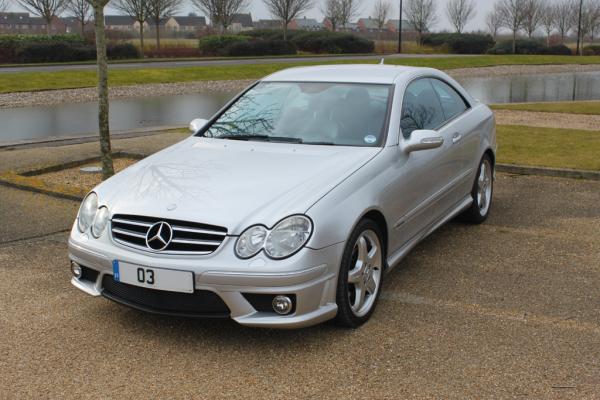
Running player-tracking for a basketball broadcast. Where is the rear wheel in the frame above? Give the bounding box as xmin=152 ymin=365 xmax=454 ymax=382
xmin=461 ymin=154 xmax=494 ymax=224
xmin=334 ymin=219 xmax=384 ymax=328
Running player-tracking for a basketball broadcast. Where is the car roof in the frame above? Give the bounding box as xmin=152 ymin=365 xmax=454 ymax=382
xmin=261 ymin=64 xmax=420 ymax=85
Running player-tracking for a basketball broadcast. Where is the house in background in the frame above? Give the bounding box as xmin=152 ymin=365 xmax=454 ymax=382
xmin=357 ymin=17 xmax=380 ymax=33
xmin=385 ymin=19 xmax=415 ymax=33
xmin=104 ymin=15 xmax=138 ymax=32
xmin=253 ymin=19 xmax=281 ymax=30
xmin=230 ymin=13 xmax=253 ymax=33
xmin=0 ymin=12 xmax=65 ymax=34
xmin=289 ymin=17 xmax=322 ymax=31
xmin=172 ymin=15 xmax=206 ymax=33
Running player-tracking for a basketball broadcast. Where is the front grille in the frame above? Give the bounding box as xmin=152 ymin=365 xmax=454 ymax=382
xmin=101 ymin=275 xmax=230 ymax=318
xmin=110 ymin=214 xmax=227 ymax=255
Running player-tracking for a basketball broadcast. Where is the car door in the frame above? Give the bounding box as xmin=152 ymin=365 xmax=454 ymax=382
xmin=430 ymin=78 xmax=477 ymax=206
xmin=387 ymin=78 xmax=456 ymax=253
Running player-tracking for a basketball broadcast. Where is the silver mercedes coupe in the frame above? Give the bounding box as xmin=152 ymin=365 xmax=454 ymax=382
xmin=69 ymin=64 xmax=496 ymax=328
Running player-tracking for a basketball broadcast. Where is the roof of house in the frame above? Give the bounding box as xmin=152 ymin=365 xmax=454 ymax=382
xmin=231 ymin=13 xmax=253 ymax=27
xmin=263 ymin=65 xmax=420 ymax=84
xmin=104 ymin=15 xmax=136 ymax=26
xmin=172 ymin=15 xmax=206 ymax=27
xmin=254 ymin=19 xmax=280 ymax=29
xmin=386 ymin=19 xmax=415 ymax=31
xmin=294 ymin=17 xmax=322 ymax=28
xmin=359 ymin=18 xmax=381 ymax=29
xmin=0 ymin=12 xmax=30 ymax=24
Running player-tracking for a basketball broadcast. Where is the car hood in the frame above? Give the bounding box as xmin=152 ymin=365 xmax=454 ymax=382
xmin=95 ymin=137 xmax=380 ymax=234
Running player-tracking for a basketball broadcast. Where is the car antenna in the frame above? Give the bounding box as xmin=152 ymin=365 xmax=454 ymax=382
xmin=379 ymin=58 xmax=385 ymax=65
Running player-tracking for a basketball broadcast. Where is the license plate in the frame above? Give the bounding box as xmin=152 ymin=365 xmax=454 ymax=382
xmin=112 ymin=260 xmax=194 ymax=293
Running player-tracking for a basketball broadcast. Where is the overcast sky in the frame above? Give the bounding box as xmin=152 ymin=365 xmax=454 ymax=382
xmin=8 ymin=0 xmax=497 ymax=32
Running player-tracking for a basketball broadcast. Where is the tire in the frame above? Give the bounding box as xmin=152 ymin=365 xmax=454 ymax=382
xmin=334 ymin=219 xmax=385 ymax=328
xmin=460 ymin=154 xmax=494 ymax=224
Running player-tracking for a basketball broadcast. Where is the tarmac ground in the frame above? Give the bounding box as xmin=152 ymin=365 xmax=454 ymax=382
xmin=0 ymin=135 xmax=599 ymax=398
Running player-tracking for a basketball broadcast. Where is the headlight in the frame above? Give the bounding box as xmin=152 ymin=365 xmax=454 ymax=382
xmin=77 ymin=192 xmax=98 ymax=233
xmin=235 ymin=225 xmax=268 ymax=259
xmin=235 ymin=215 xmax=313 ymax=260
xmin=265 ymin=216 xmax=312 ymax=259
xmin=91 ymin=206 xmax=109 ymax=238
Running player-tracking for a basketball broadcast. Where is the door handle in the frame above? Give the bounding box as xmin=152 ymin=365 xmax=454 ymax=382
xmin=452 ymin=132 xmax=462 ymax=144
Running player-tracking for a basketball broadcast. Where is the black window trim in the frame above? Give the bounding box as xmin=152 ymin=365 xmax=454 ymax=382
xmin=400 ymin=75 xmax=472 ymax=139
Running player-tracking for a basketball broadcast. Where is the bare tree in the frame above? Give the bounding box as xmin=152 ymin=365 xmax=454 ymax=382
xmin=338 ymin=0 xmax=360 ymax=29
xmin=485 ymin=4 xmax=503 ymax=39
xmin=498 ymin=0 xmax=526 ymax=53
xmin=585 ymin=0 xmax=600 ymax=43
xmin=17 ymin=0 xmax=67 ymax=33
xmin=192 ymin=0 xmax=247 ymax=32
xmin=88 ymin=0 xmax=114 ymax=178
xmin=321 ymin=0 xmax=341 ymax=31
xmin=0 ymin=0 xmax=9 ymax=12
xmin=445 ymin=0 xmax=475 ymax=33
xmin=555 ymin=0 xmax=573 ymax=42
xmin=65 ymin=0 xmax=91 ymax=35
xmin=571 ymin=0 xmax=600 ymax=51
xmin=263 ymin=0 xmax=314 ymax=40
xmin=113 ymin=0 xmax=149 ymax=56
xmin=539 ymin=2 xmax=556 ymax=45
xmin=522 ymin=0 xmax=542 ymax=37
xmin=405 ymin=0 xmax=437 ymax=44
xmin=148 ymin=0 xmax=180 ymax=49
xmin=373 ymin=0 xmax=392 ymax=33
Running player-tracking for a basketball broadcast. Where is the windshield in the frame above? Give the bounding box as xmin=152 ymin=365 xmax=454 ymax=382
xmin=201 ymin=82 xmax=392 ymax=146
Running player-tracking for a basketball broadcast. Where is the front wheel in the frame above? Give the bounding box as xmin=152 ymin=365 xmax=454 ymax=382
xmin=334 ymin=219 xmax=384 ymax=328
xmin=460 ymin=154 xmax=494 ymax=224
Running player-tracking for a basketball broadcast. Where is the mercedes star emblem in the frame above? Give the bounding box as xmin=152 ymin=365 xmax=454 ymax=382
xmin=145 ymin=221 xmax=173 ymax=251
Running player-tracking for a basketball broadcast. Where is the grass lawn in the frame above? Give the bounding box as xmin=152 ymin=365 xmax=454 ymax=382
xmin=2 ymin=55 xmax=600 ymax=93
xmin=492 ymin=101 xmax=600 ymax=115
xmin=497 ymin=124 xmax=600 ymax=171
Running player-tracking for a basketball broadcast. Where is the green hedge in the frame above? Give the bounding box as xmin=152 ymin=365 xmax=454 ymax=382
xmin=223 ymin=39 xmax=296 ymax=56
xmin=583 ymin=45 xmax=600 ymax=55
xmin=422 ymin=33 xmax=495 ymax=54
xmin=291 ymin=31 xmax=374 ymax=54
xmin=198 ymin=35 xmax=251 ymax=56
xmin=487 ymin=39 xmax=571 ymax=55
xmin=0 ymin=34 xmax=85 ymax=44
xmin=0 ymin=39 xmax=139 ymax=63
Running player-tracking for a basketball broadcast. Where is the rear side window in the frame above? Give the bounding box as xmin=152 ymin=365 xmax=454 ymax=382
xmin=430 ymin=79 xmax=469 ymax=121
xmin=400 ymin=79 xmax=444 ymax=138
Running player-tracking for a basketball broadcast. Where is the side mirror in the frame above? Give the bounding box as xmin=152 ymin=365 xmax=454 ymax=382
xmin=189 ymin=118 xmax=208 ymax=133
xmin=401 ymin=129 xmax=444 ymax=153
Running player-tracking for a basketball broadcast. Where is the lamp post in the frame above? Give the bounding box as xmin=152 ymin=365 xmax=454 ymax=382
xmin=576 ymin=0 xmax=583 ymax=56
xmin=397 ymin=0 xmax=403 ymax=53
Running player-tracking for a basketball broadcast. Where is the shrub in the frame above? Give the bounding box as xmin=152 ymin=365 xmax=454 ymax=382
xmin=0 ymin=34 xmax=85 ymax=44
xmin=16 ymin=42 xmax=96 ymax=63
xmin=199 ymin=35 xmax=250 ymax=56
xmin=223 ymin=39 xmax=297 ymax=56
xmin=487 ymin=39 xmax=546 ymax=54
xmin=538 ymin=44 xmax=572 ymax=55
xmin=291 ymin=31 xmax=374 ymax=54
xmin=106 ymin=43 xmax=140 ymax=59
xmin=422 ymin=33 xmax=494 ymax=54
xmin=583 ymin=45 xmax=600 ymax=55
xmin=145 ymin=47 xmax=201 ymax=58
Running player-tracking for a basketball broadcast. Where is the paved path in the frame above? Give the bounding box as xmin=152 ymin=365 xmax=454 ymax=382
xmin=0 ymin=53 xmax=459 ymax=74
xmin=1 ymin=131 xmax=599 ymax=397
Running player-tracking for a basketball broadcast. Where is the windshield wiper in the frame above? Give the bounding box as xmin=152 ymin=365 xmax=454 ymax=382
xmin=219 ymin=135 xmax=303 ymax=143
xmin=303 ymin=141 xmax=336 ymax=146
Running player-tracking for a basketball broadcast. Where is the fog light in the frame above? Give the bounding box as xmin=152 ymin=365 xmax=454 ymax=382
xmin=272 ymin=295 xmax=293 ymax=315
xmin=71 ymin=261 xmax=82 ymax=278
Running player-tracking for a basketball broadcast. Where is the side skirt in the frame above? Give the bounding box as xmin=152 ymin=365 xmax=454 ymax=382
xmin=385 ymin=195 xmax=473 ymax=273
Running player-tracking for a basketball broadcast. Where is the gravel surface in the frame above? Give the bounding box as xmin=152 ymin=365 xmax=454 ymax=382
xmin=1 ymin=173 xmax=600 ymax=398
xmin=0 ymin=79 xmax=254 ymax=109
xmin=494 ymin=109 xmax=600 ymax=130
xmin=2 ymin=64 xmax=600 ymax=109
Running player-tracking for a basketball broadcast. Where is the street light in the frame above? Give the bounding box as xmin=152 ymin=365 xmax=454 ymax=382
xmin=397 ymin=0 xmax=403 ymax=53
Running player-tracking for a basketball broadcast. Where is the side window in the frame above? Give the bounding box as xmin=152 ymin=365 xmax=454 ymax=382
xmin=430 ymin=79 xmax=469 ymax=121
xmin=400 ymin=79 xmax=445 ymax=138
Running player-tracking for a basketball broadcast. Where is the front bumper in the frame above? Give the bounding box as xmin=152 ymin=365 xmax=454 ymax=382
xmin=69 ymin=228 xmax=344 ymax=328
